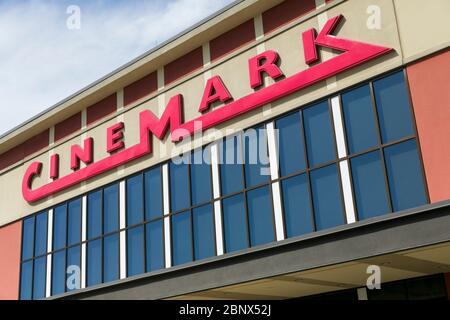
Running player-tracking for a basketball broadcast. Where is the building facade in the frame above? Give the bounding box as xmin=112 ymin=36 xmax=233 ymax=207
xmin=0 ymin=0 xmax=450 ymax=300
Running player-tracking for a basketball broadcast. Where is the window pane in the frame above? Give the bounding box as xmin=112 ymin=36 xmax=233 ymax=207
xmin=170 ymin=158 xmax=190 ymax=212
xmin=34 ymin=212 xmax=47 ymax=257
xmin=220 ymin=135 xmax=244 ymax=195
xmin=276 ymin=112 xmax=306 ymax=177
xmin=310 ymin=164 xmax=345 ymax=230
xmin=53 ymin=204 xmax=67 ymax=250
xmin=67 ymin=246 xmax=81 ymax=292
xmin=303 ymin=101 xmax=336 ymax=166
xmin=127 ymin=175 xmax=144 ymax=226
xmin=127 ymin=226 xmax=145 ymax=277
xmin=22 ymin=217 xmax=35 ymax=261
xmin=244 ymin=127 xmax=270 ymax=187
xmin=351 ymin=151 xmax=390 ymax=220
xmin=374 ymin=71 xmax=414 ymax=143
xmin=281 ymin=174 xmax=314 ymax=238
xmin=146 ymin=220 xmax=164 ymax=272
xmin=87 ymin=239 xmax=102 ymax=286
xmin=104 ymin=234 xmax=119 ymax=283
xmin=222 ymin=194 xmax=248 ymax=253
xmin=20 ymin=261 xmax=33 ymax=300
xmin=384 ymin=140 xmax=427 ymax=211
xmin=33 ymin=257 xmax=46 ymax=300
xmin=190 ymin=149 xmax=212 ymax=205
xmin=104 ymin=184 xmax=119 ymax=233
xmin=52 ymin=250 xmax=66 ymax=295
xmin=171 ymin=211 xmax=193 ymax=266
xmin=87 ymin=190 xmax=102 ymax=239
xmin=247 ymin=186 xmax=274 ymax=246
xmin=144 ymin=167 xmax=163 ymax=221
xmin=192 ymin=204 xmax=215 ymax=260
xmin=68 ymin=199 xmax=81 ymax=246
xmin=342 ymin=85 xmax=378 ymax=154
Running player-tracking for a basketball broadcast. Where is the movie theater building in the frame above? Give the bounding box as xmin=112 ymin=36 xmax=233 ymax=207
xmin=0 ymin=0 xmax=450 ymax=300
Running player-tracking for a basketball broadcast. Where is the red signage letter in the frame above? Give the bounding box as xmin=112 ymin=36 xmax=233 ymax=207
xmin=49 ymin=154 xmax=59 ymax=180
xmin=70 ymin=137 xmax=93 ymax=171
xmin=248 ymin=50 xmax=284 ymax=89
xmin=199 ymin=76 xmax=232 ymax=113
xmin=107 ymin=122 xmax=125 ymax=154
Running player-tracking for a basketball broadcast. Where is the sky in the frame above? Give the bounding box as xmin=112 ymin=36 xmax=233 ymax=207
xmin=0 ymin=0 xmax=235 ymax=136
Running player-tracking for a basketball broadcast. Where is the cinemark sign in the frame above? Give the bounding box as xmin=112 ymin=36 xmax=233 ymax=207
xmin=23 ymin=15 xmax=393 ymax=203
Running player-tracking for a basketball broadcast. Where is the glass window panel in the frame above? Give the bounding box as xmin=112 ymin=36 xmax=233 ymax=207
xmin=373 ymin=71 xmax=414 ymax=143
xmin=104 ymin=234 xmax=119 ymax=283
xmin=20 ymin=261 xmax=33 ymax=300
xmin=144 ymin=167 xmax=163 ymax=221
xmin=104 ymin=184 xmax=119 ymax=233
xmin=190 ymin=149 xmax=212 ymax=205
xmin=87 ymin=190 xmax=102 ymax=239
xmin=342 ymin=85 xmax=378 ymax=154
xmin=220 ymin=135 xmax=244 ymax=195
xmin=222 ymin=194 xmax=248 ymax=253
xmin=127 ymin=226 xmax=145 ymax=277
xmin=53 ymin=204 xmax=67 ymax=251
xmin=32 ymin=257 xmax=46 ymax=300
xmin=67 ymin=246 xmax=81 ymax=292
xmin=87 ymin=239 xmax=102 ymax=286
xmin=192 ymin=204 xmax=215 ymax=260
xmin=68 ymin=199 xmax=81 ymax=246
xmin=276 ymin=112 xmax=306 ymax=177
xmin=244 ymin=127 xmax=270 ymax=187
xmin=247 ymin=186 xmax=275 ymax=246
xmin=22 ymin=216 xmax=35 ymax=261
xmin=170 ymin=157 xmax=190 ymax=212
xmin=351 ymin=151 xmax=390 ymax=220
xmin=127 ymin=175 xmax=144 ymax=226
xmin=384 ymin=140 xmax=427 ymax=211
xmin=171 ymin=211 xmax=193 ymax=266
xmin=146 ymin=220 xmax=164 ymax=272
xmin=310 ymin=164 xmax=345 ymax=230
xmin=34 ymin=212 xmax=47 ymax=257
xmin=303 ymin=101 xmax=336 ymax=166
xmin=52 ymin=250 xmax=66 ymax=295
xmin=281 ymin=174 xmax=314 ymax=238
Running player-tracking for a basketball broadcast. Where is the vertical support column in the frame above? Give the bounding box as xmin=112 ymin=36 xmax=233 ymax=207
xmin=45 ymin=209 xmax=53 ymax=298
xmin=210 ymin=142 xmax=224 ymax=256
xmin=81 ymin=196 xmax=87 ymax=289
xmin=157 ymin=67 xmax=167 ymax=158
xmin=117 ymin=89 xmax=125 ymax=176
xmin=162 ymin=163 xmax=172 ymax=268
xmin=119 ymin=181 xmax=127 ymax=279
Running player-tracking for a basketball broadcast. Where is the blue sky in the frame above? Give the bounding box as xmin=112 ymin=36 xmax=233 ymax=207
xmin=0 ymin=0 xmax=234 ymax=136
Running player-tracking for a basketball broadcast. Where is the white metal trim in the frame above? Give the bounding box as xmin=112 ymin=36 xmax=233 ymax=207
xmin=331 ymin=96 xmax=347 ymax=159
xmin=81 ymin=196 xmax=87 ymax=289
xmin=339 ymin=160 xmax=356 ymax=224
xmin=45 ymin=209 xmax=53 ymax=298
xmin=119 ymin=181 xmax=127 ymax=279
xmin=271 ymin=182 xmax=285 ymax=241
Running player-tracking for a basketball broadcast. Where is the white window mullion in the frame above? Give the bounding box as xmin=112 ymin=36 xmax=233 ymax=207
xmin=119 ymin=181 xmax=127 ymax=279
xmin=162 ymin=163 xmax=172 ymax=268
xmin=45 ymin=209 xmax=53 ymax=298
xmin=81 ymin=196 xmax=87 ymax=289
xmin=211 ymin=142 xmax=224 ymax=256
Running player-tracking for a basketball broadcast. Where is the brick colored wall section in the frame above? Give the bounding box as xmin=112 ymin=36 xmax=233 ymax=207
xmin=262 ymin=0 xmax=316 ymax=34
xmin=54 ymin=112 xmax=81 ymax=142
xmin=124 ymin=72 xmax=158 ymax=107
xmin=407 ymin=49 xmax=450 ymax=203
xmin=0 ymin=221 xmax=22 ymax=300
xmin=164 ymin=47 xmax=203 ymax=86
xmin=87 ymin=94 xmax=117 ymax=125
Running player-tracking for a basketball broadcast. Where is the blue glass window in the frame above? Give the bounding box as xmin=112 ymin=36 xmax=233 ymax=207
xmin=104 ymin=184 xmax=119 ymax=233
xmin=20 ymin=261 xmax=33 ymax=300
xmin=190 ymin=149 xmax=212 ymax=205
xmin=127 ymin=175 xmax=144 ymax=226
xmin=384 ymin=140 xmax=427 ymax=211
xmin=171 ymin=211 xmax=193 ymax=266
xmin=22 ymin=217 xmax=35 ymax=261
xmin=303 ymin=101 xmax=336 ymax=166
xmin=87 ymin=239 xmax=102 ymax=286
xmin=192 ymin=204 xmax=215 ymax=260
xmin=127 ymin=226 xmax=145 ymax=276
xmin=146 ymin=220 xmax=164 ymax=272
xmin=104 ymin=234 xmax=119 ymax=283
xmin=33 ymin=257 xmax=46 ymax=300
xmin=342 ymin=85 xmax=378 ymax=154
xmin=53 ymin=204 xmax=67 ymax=251
xmin=87 ymin=190 xmax=102 ymax=239
xmin=244 ymin=127 xmax=270 ymax=187
xmin=34 ymin=212 xmax=47 ymax=257
xmin=281 ymin=174 xmax=314 ymax=237
xmin=310 ymin=165 xmax=345 ymax=230
xmin=276 ymin=112 xmax=306 ymax=176
xmin=67 ymin=246 xmax=81 ymax=291
xmin=374 ymin=71 xmax=414 ymax=143
xmin=52 ymin=250 xmax=66 ymax=295
xmin=247 ymin=186 xmax=274 ymax=246
xmin=144 ymin=167 xmax=163 ymax=221
xmin=351 ymin=151 xmax=390 ymax=220
xmin=222 ymin=194 xmax=248 ymax=253
xmin=220 ymin=135 xmax=244 ymax=195
xmin=68 ymin=199 xmax=81 ymax=246
xmin=170 ymin=158 xmax=190 ymax=212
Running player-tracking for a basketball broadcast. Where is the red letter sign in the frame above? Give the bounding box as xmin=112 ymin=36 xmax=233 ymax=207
xmin=107 ymin=122 xmax=125 ymax=154
xmin=70 ymin=137 xmax=93 ymax=171
xmin=248 ymin=50 xmax=284 ymax=89
xmin=199 ymin=76 xmax=232 ymax=113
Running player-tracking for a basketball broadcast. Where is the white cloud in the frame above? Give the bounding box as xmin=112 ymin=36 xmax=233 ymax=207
xmin=0 ymin=0 xmax=234 ymax=136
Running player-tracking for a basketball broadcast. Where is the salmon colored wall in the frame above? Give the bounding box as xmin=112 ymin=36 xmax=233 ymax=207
xmin=0 ymin=221 xmax=22 ymax=300
xmin=407 ymin=49 xmax=450 ymax=203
